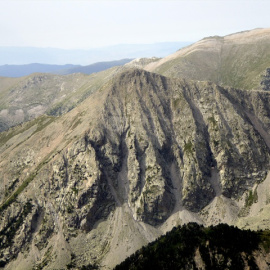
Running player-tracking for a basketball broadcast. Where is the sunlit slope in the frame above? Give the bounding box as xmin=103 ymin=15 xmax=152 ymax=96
xmin=0 ymin=67 xmax=121 ymax=131
xmin=146 ymin=28 xmax=270 ymax=90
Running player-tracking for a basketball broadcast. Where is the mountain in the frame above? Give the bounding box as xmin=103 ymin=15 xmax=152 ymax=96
xmin=0 ymin=57 xmax=162 ymax=132
xmin=55 ymin=59 xmax=133 ymax=75
xmin=0 ymin=59 xmax=133 ymax=78
xmin=0 ymin=68 xmax=270 ymax=269
xmin=115 ymin=223 xmax=270 ymax=270
xmin=145 ymin=28 xmax=270 ymax=90
xmin=0 ymin=42 xmax=191 ymax=65
xmin=1 ymin=28 xmax=270 ymax=269
xmin=0 ymin=67 xmax=123 ymax=132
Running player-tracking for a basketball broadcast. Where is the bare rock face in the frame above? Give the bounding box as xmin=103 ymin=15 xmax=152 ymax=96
xmin=0 ymin=69 xmax=270 ymax=269
xmin=260 ymin=68 xmax=270 ymax=91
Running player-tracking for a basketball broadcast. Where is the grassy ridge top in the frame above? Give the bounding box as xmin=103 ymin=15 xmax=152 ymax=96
xmin=146 ymin=28 xmax=270 ymax=90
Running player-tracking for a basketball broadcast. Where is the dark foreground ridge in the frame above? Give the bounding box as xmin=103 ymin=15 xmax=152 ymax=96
xmin=115 ymin=223 xmax=270 ymax=270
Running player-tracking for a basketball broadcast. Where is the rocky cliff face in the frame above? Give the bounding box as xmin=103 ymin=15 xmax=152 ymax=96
xmin=0 ymin=69 xmax=270 ymax=269
xmin=261 ymin=68 xmax=270 ymax=91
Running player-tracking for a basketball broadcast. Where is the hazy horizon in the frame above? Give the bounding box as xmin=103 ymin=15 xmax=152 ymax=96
xmin=0 ymin=42 xmax=191 ymax=65
xmin=1 ymin=1 xmax=269 ymax=50
xmin=1 ymin=0 xmax=269 ymax=65
xmin=0 ymin=41 xmax=191 ymax=51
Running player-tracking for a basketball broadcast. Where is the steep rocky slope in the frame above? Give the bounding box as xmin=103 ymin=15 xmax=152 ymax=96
xmin=0 ymin=69 xmax=270 ymax=269
xmin=145 ymin=28 xmax=270 ymax=91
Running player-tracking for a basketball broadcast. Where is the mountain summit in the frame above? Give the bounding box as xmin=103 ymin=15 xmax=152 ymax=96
xmin=0 ymin=29 xmax=270 ymax=269
xmin=1 ymin=68 xmax=270 ymax=269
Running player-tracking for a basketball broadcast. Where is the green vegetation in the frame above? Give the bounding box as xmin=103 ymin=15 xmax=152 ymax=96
xmin=172 ymin=97 xmax=181 ymax=110
xmin=79 ymin=263 xmax=99 ymax=270
xmin=34 ymin=115 xmax=55 ymax=133
xmin=213 ymin=139 xmax=219 ymax=147
xmin=0 ymin=200 xmax=32 ymax=248
xmin=34 ymin=246 xmax=53 ymax=270
xmin=0 ymin=114 xmax=55 ymax=148
xmin=71 ymin=187 xmax=79 ymax=195
xmin=0 ymin=200 xmax=33 ymax=266
xmin=0 ymin=153 xmax=52 ymax=213
xmin=258 ymin=230 xmax=270 ymax=252
xmin=67 ymin=253 xmax=77 ymax=269
xmin=208 ymin=116 xmax=217 ymax=127
xmin=67 ymin=204 xmax=74 ymax=214
xmin=47 ymin=99 xmax=75 ymax=116
xmin=0 ymin=174 xmax=36 ymax=212
xmin=245 ymin=189 xmax=258 ymax=207
xmin=71 ymin=118 xmax=82 ymax=130
xmin=136 ymin=207 xmax=143 ymax=215
xmin=5 ymin=178 xmax=20 ymax=197
xmin=184 ymin=141 xmax=193 ymax=154
xmin=114 ymin=223 xmax=267 ymax=270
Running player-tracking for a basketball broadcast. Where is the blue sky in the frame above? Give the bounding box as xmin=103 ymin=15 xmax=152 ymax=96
xmin=0 ymin=0 xmax=270 ymax=49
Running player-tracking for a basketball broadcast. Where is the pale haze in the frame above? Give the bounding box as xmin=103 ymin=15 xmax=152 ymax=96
xmin=1 ymin=0 xmax=270 ymax=49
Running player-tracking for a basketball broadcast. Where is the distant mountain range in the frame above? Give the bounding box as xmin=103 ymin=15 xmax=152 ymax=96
xmin=0 ymin=59 xmax=133 ymax=77
xmin=0 ymin=42 xmax=191 ymax=66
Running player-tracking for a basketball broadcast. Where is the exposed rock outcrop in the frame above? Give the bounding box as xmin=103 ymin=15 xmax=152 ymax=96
xmin=0 ymin=69 xmax=270 ymax=269
xmin=260 ymin=68 xmax=270 ymax=91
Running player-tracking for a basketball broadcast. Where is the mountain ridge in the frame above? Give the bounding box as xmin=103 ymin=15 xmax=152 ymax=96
xmin=145 ymin=28 xmax=270 ymax=90
xmin=0 ymin=66 xmax=123 ymax=132
xmin=0 ymin=59 xmax=133 ymax=78
xmin=1 ymin=68 xmax=270 ymax=269
xmin=1 ymin=28 xmax=270 ymax=269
